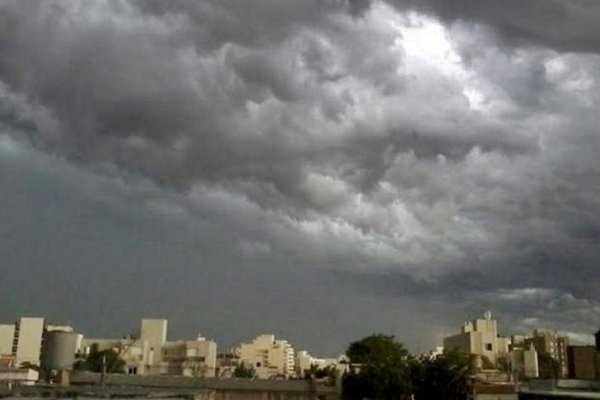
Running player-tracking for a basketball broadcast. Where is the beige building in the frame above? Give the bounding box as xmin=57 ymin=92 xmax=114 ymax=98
xmin=0 ymin=325 xmax=16 ymax=366
xmin=239 ymin=334 xmax=295 ymax=379
xmin=82 ymin=319 xmax=217 ymax=377
xmin=10 ymin=317 xmax=45 ymax=367
xmin=443 ymin=311 xmax=509 ymax=366
xmin=510 ymin=341 xmax=539 ymax=379
xmin=159 ymin=335 xmax=217 ymax=377
xmin=525 ymin=329 xmax=569 ymax=378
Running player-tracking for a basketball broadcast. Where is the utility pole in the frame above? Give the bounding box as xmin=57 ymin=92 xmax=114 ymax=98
xmin=101 ymin=355 xmax=106 ymax=387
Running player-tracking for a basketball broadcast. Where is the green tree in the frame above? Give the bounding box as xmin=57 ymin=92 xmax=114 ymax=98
xmin=233 ymin=362 xmax=255 ymax=378
xmin=342 ymin=334 xmax=413 ymax=400
xmin=74 ymin=343 xmax=125 ymax=374
xmin=411 ymin=350 xmax=473 ymax=400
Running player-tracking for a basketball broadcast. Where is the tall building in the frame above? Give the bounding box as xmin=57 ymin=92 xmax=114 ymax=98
xmin=140 ymin=319 xmax=167 ymax=350
xmin=239 ymin=334 xmax=295 ymax=379
xmin=14 ymin=317 xmax=45 ymax=366
xmin=0 ymin=324 xmax=16 ymax=366
xmin=139 ymin=318 xmax=168 ymax=372
xmin=443 ymin=311 xmax=510 ymax=365
xmin=525 ymin=329 xmax=569 ymax=378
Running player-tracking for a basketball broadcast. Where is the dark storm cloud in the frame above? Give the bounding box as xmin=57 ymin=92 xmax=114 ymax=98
xmin=1 ymin=0 xmax=600 ymax=350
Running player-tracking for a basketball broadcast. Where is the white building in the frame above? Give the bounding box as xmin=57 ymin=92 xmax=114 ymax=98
xmin=0 ymin=367 xmax=39 ymax=385
xmin=13 ymin=317 xmax=45 ymax=367
xmin=82 ymin=320 xmax=217 ymax=377
xmin=296 ymin=350 xmax=348 ymax=377
xmin=160 ymin=335 xmax=217 ymax=377
xmin=239 ymin=334 xmax=295 ymax=379
xmin=0 ymin=325 xmax=16 ymax=366
xmin=443 ymin=311 xmax=510 ymax=366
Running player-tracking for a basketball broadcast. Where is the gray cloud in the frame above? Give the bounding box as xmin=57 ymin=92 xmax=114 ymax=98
xmin=1 ymin=0 xmax=599 ymax=352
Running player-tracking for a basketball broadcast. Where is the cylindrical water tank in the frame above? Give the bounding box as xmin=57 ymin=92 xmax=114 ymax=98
xmin=42 ymin=331 xmax=79 ymax=371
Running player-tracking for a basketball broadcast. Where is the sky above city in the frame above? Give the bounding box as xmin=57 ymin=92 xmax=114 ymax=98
xmin=1 ymin=0 xmax=600 ymax=355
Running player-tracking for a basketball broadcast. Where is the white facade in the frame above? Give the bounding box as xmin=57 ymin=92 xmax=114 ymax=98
xmin=443 ymin=311 xmax=509 ymax=365
xmin=140 ymin=319 xmax=167 ymax=350
xmin=296 ymin=350 xmax=347 ymax=377
xmin=0 ymin=367 xmax=39 ymax=385
xmin=81 ymin=337 xmax=151 ymax=375
xmin=15 ymin=317 xmax=45 ymax=366
xmin=523 ymin=343 xmax=539 ymax=378
xmin=0 ymin=325 xmax=15 ymax=359
xmin=82 ymin=321 xmax=217 ymax=377
xmin=239 ymin=334 xmax=295 ymax=379
xmin=160 ymin=335 xmax=217 ymax=377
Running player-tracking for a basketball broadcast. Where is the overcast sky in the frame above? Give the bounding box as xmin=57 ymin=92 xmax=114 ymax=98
xmin=1 ymin=0 xmax=600 ymax=355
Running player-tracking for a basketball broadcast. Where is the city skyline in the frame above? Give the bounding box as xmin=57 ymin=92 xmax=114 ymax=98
xmin=1 ymin=0 xmax=600 ymax=356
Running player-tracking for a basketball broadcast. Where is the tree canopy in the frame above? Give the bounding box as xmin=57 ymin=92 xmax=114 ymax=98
xmin=411 ymin=350 xmax=473 ymax=400
xmin=343 ymin=334 xmax=413 ymax=400
xmin=342 ymin=335 xmax=474 ymax=400
xmin=74 ymin=343 xmax=125 ymax=374
xmin=233 ymin=362 xmax=256 ymax=378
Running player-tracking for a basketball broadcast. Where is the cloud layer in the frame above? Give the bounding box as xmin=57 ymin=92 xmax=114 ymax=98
xmin=1 ymin=0 xmax=599 ymax=353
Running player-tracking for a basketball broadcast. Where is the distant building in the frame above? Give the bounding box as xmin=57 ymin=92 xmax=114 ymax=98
xmin=567 ymin=345 xmax=600 ymax=380
xmin=0 ymin=317 xmax=46 ymax=367
xmin=82 ymin=319 xmax=216 ymax=377
xmin=443 ymin=311 xmax=510 ymax=366
xmin=295 ymin=350 xmax=347 ymax=377
xmin=239 ymin=334 xmax=295 ymax=379
xmin=216 ymin=348 xmax=240 ymax=378
xmin=14 ymin=317 xmax=45 ymax=366
xmin=510 ymin=341 xmax=539 ymax=379
xmin=0 ymin=324 xmax=16 ymax=367
xmin=525 ymin=329 xmax=569 ymax=378
xmin=159 ymin=335 xmax=217 ymax=377
xmin=0 ymin=367 xmax=39 ymax=386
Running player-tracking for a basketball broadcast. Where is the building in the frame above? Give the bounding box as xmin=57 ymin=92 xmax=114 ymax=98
xmin=0 ymin=325 xmax=16 ymax=367
xmin=159 ymin=335 xmax=217 ymax=377
xmin=295 ymin=351 xmax=348 ymax=378
xmin=239 ymin=334 xmax=295 ymax=379
xmin=82 ymin=319 xmax=217 ymax=377
xmin=443 ymin=311 xmax=510 ymax=366
xmin=567 ymin=346 xmax=599 ymax=380
xmin=216 ymin=348 xmax=240 ymax=377
xmin=510 ymin=341 xmax=539 ymax=379
xmin=14 ymin=317 xmax=45 ymax=366
xmin=0 ymin=367 xmax=39 ymax=386
xmin=0 ymin=317 xmax=46 ymax=367
xmin=525 ymin=329 xmax=569 ymax=378
xmin=140 ymin=319 xmax=167 ymax=353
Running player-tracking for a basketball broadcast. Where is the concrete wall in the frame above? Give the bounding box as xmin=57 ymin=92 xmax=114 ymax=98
xmin=69 ymin=371 xmax=339 ymax=399
xmin=0 ymin=368 xmax=39 ymax=385
xmin=476 ymin=395 xmax=517 ymax=400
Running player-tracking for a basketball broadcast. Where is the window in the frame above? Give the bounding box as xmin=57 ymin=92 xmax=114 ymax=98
xmin=485 ymin=343 xmax=493 ymax=351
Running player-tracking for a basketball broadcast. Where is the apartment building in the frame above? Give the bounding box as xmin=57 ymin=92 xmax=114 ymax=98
xmin=443 ymin=311 xmax=510 ymax=365
xmin=239 ymin=334 xmax=295 ymax=379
